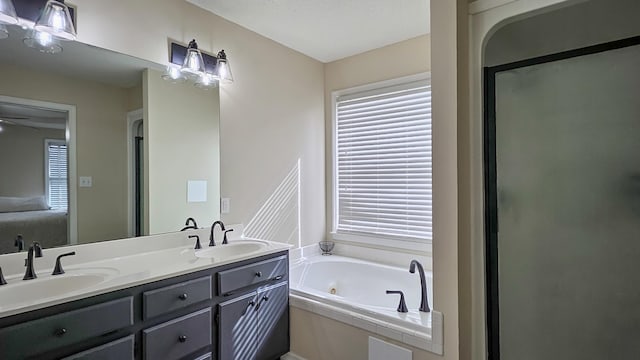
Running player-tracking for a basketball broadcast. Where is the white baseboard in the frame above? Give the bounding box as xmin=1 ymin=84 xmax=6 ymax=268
xmin=281 ymin=352 xmax=308 ymax=360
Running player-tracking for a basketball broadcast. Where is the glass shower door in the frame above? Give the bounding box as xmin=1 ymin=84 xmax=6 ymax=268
xmin=486 ymin=41 xmax=640 ymax=360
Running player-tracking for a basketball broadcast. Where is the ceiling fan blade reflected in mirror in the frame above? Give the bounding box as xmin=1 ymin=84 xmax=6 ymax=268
xmin=0 ymin=115 xmax=29 ymax=120
xmin=0 ymin=118 xmax=41 ymax=130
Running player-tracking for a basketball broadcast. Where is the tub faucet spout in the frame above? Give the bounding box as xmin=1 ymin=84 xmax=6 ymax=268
xmin=409 ymin=260 xmax=430 ymax=312
xmin=209 ymin=220 xmax=225 ymax=246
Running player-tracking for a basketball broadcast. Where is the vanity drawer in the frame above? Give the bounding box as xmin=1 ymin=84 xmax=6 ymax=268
xmin=143 ymin=276 xmax=212 ymax=319
xmin=143 ymin=307 xmax=212 ymax=360
xmin=61 ymin=335 xmax=134 ymax=360
xmin=217 ymin=255 xmax=287 ymax=296
xmin=0 ymin=297 xmax=133 ymax=360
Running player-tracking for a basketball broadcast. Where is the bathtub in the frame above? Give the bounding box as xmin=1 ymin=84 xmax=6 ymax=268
xmin=289 ymin=255 xmax=442 ymax=353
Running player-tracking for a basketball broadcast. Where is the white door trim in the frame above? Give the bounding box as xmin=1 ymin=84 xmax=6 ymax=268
xmin=126 ymin=108 xmax=144 ymax=237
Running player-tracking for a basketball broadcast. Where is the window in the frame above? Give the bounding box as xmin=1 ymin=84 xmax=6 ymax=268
xmin=45 ymin=139 xmax=68 ymax=210
xmin=333 ymin=76 xmax=432 ymax=247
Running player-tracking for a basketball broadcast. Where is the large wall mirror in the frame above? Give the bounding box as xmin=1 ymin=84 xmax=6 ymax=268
xmin=0 ymin=27 xmax=221 ymax=255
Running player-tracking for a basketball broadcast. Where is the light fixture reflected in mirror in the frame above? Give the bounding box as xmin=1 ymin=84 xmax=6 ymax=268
xmin=215 ymin=50 xmax=234 ymax=84
xmin=195 ymin=72 xmax=217 ymax=90
xmin=23 ymin=28 xmax=62 ymax=54
xmin=161 ymin=64 xmax=186 ymax=84
xmin=33 ymin=0 xmax=76 ymax=41
xmin=0 ymin=0 xmax=18 ymax=25
xmin=0 ymin=23 xmax=8 ymax=39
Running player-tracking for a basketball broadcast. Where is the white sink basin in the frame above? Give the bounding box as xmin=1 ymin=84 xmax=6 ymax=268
xmin=195 ymin=240 xmax=269 ymax=259
xmin=0 ymin=268 xmax=118 ymax=309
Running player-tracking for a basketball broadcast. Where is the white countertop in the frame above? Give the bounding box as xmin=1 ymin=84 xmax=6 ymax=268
xmin=0 ymin=228 xmax=291 ymax=319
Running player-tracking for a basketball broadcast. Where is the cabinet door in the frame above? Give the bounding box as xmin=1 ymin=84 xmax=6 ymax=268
xmin=61 ymin=335 xmax=134 ymax=360
xmin=255 ymin=282 xmax=289 ymax=360
xmin=218 ymin=291 xmax=257 ymax=360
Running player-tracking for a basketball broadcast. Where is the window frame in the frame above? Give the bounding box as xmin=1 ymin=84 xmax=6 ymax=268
xmin=330 ymin=73 xmax=433 ymax=252
xmin=44 ymin=138 xmax=68 ymax=211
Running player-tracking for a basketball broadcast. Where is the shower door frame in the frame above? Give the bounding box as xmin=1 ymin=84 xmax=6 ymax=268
xmin=483 ymin=35 xmax=640 ymax=360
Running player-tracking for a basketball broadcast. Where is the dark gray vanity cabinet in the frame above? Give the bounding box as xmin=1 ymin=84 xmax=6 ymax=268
xmin=0 ymin=250 xmax=289 ymax=360
xmin=218 ymin=282 xmax=289 ymax=360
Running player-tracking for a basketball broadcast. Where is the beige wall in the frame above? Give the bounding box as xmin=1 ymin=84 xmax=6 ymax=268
xmin=291 ymin=307 xmax=435 ymax=360
xmin=73 ymin=0 xmax=326 ymax=248
xmin=0 ymin=63 xmax=137 ymax=243
xmin=323 ymin=34 xmax=431 ymax=253
xmin=143 ymin=68 xmax=220 ymax=234
xmin=430 ymin=0 xmax=470 ymax=359
xmin=0 ymin=126 xmax=64 ymax=197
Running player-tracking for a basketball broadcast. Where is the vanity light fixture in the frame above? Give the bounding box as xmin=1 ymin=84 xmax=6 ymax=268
xmin=33 ymin=0 xmax=76 ymax=41
xmin=214 ymin=50 xmax=233 ymax=84
xmin=163 ymin=39 xmax=234 ymax=89
xmin=0 ymin=0 xmax=18 ymax=26
xmin=181 ymin=39 xmax=206 ymax=77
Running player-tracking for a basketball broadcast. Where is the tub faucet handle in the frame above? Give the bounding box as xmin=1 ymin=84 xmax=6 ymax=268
xmin=386 ymin=290 xmax=408 ymax=313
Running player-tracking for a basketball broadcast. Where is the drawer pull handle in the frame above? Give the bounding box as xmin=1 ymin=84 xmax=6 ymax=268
xmin=54 ymin=328 xmax=67 ymax=337
xmin=178 ymin=335 xmax=188 ymax=343
xmin=255 ymin=295 xmax=270 ymax=311
xmin=242 ymin=300 xmax=256 ymax=315
xmin=179 ymin=293 xmax=188 ymax=301
xmin=255 ymin=271 xmax=262 ymax=277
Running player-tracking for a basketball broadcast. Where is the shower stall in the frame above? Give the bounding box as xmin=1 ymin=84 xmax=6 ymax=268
xmin=483 ymin=1 xmax=640 ymax=359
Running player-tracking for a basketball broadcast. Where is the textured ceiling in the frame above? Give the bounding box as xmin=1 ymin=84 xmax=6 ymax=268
xmin=187 ymin=0 xmax=430 ymax=63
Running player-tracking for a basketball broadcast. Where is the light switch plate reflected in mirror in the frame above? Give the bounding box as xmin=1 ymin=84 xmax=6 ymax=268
xmin=187 ymin=180 xmax=207 ymax=203
xmin=79 ymin=176 xmax=92 ymax=187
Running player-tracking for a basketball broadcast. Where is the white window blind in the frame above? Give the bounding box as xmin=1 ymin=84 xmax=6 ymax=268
xmin=335 ymin=79 xmax=432 ymax=241
xmin=46 ymin=140 xmax=68 ymax=210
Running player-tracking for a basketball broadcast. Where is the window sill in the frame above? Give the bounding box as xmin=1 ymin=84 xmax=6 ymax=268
xmin=331 ymin=232 xmax=432 ymax=255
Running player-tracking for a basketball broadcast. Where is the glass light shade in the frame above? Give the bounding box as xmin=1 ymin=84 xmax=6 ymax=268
xmin=195 ymin=72 xmax=217 ymax=90
xmin=23 ymin=29 xmax=63 ymax=54
xmin=161 ymin=64 xmax=186 ymax=83
xmin=34 ymin=0 xmax=77 ymax=41
xmin=215 ymin=50 xmax=233 ymax=84
xmin=181 ymin=50 xmax=205 ymax=77
xmin=0 ymin=0 xmax=18 ymax=25
xmin=0 ymin=23 xmax=8 ymax=39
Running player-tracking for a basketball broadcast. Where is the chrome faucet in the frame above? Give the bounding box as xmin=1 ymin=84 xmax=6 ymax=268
xmin=23 ymin=242 xmax=43 ymax=280
xmin=180 ymin=217 xmax=199 ymax=231
xmin=209 ymin=220 xmax=226 ymax=246
xmin=409 ymin=259 xmax=430 ymax=312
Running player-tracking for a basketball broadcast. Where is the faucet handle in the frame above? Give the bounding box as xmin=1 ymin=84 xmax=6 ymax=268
xmin=386 ymin=290 xmax=408 ymax=313
xmin=33 ymin=242 xmax=43 ymax=257
xmin=189 ymin=235 xmax=202 ymax=250
xmin=222 ymin=229 xmax=234 ymax=245
xmin=52 ymin=252 xmax=76 ymax=275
